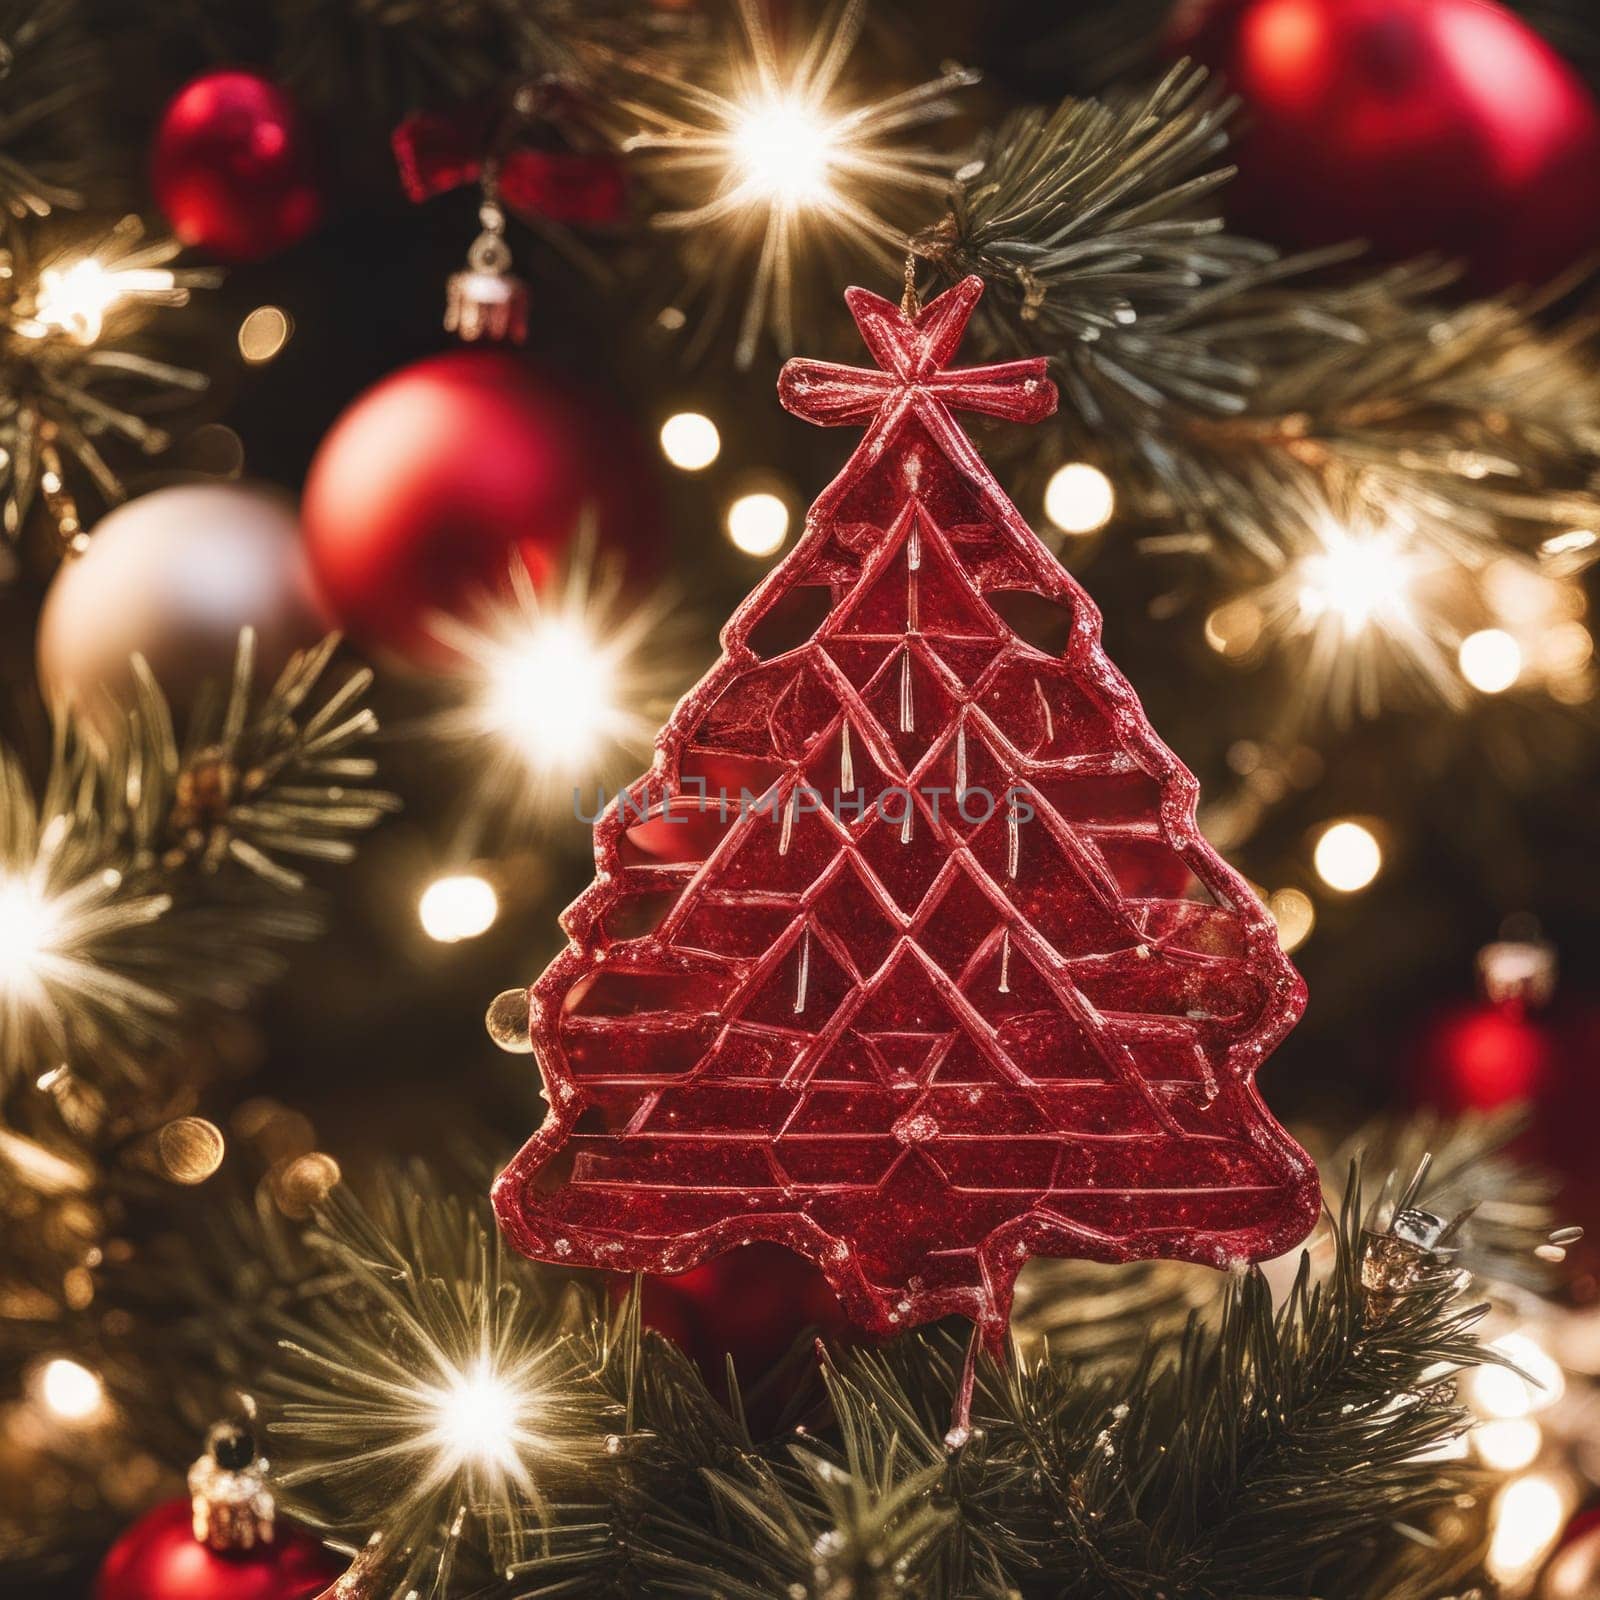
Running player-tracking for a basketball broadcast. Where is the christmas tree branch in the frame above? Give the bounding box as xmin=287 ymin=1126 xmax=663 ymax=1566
xmin=1157 ymin=265 xmax=1600 ymax=572
xmin=0 ymin=0 xmax=104 ymax=217
xmin=264 ymin=1167 xmax=615 ymax=1599
xmin=663 ymin=1165 xmax=1496 ymax=1599
xmin=9 ymin=1108 xmax=1549 ymax=1591
xmin=916 ymin=62 xmax=1600 ymax=573
xmin=0 ymin=211 xmax=218 ymax=545
xmin=0 ymin=628 xmax=395 ymax=1090
xmin=134 ymin=1128 xmax=1540 ymax=1600
xmin=917 ymin=64 xmax=1290 ymax=423
xmin=0 ymin=631 xmax=391 ymax=1535
xmin=170 ymin=0 xmax=658 ymax=131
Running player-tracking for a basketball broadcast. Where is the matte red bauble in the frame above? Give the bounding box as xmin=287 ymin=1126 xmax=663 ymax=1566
xmin=634 ymin=1244 xmax=852 ymax=1377
xmin=1412 ymin=938 xmax=1558 ymax=1112
xmin=94 ymin=1500 xmax=341 ymax=1600
xmin=302 ymin=351 xmax=656 ymax=666
xmin=152 ymin=71 xmax=320 ymax=262
xmin=1178 ymin=0 xmax=1600 ymax=290
xmin=1413 ymin=1000 xmax=1553 ymax=1112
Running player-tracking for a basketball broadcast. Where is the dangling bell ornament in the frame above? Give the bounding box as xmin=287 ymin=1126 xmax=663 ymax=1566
xmin=445 ymin=193 xmax=529 ymax=346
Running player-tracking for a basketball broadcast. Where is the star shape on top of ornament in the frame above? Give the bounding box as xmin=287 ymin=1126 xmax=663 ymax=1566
xmin=493 ymin=274 xmax=1319 ymax=1352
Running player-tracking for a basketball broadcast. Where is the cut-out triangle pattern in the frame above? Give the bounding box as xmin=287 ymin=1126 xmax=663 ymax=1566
xmin=494 ymin=276 xmax=1319 ymax=1351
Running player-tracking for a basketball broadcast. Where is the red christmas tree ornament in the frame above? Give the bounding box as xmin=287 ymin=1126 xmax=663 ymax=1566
xmin=626 ymin=1242 xmax=853 ymax=1377
xmin=95 ymin=1422 xmax=342 ymax=1600
xmin=151 ymin=71 xmax=321 ymax=263
xmin=1542 ymin=1507 xmax=1600 ymax=1599
xmin=1176 ymin=0 xmax=1600 ymax=292
xmin=492 ymin=277 xmax=1319 ymax=1354
xmin=1413 ymin=937 xmax=1558 ymax=1112
xmin=301 ymin=351 xmax=660 ymax=666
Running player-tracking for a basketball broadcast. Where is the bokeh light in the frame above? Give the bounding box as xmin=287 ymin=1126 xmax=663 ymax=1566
xmin=1043 ymin=463 xmax=1115 ymax=535
xmin=1267 ymin=888 xmax=1316 ymax=953
xmin=733 ymin=98 xmax=837 ymax=207
xmin=726 ymin=491 xmax=790 ymax=556
xmin=0 ymin=875 xmax=59 ymax=994
xmin=659 ymin=412 xmax=721 ymax=471
xmin=487 ymin=616 xmax=618 ymax=773
xmin=37 ymin=1357 xmax=104 ymax=1422
xmin=1296 ymin=526 xmax=1413 ymax=636
xmin=428 ymin=1362 xmax=523 ymax=1476
xmin=419 ymin=874 xmax=499 ymax=944
xmin=1476 ymin=1418 xmax=1542 ymax=1472
xmin=238 ymin=305 xmax=292 ymax=363
xmin=1205 ymin=598 xmax=1265 ymax=659
xmin=1469 ymin=1332 xmax=1565 ymax=1419
xmin=29 ymin=256 xmax=178 ymax=345
xmin=1458 ymin=628 xmax=1522 ymax=694
xmin=1486 ymin=1473 xmax=1566 ymax=1583
xmin=1313 ymin=821 xmax=1382 ymax=894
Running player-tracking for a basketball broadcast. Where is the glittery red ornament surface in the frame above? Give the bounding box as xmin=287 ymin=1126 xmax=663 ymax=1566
xmin=493 ymin=277 xmax=1318 ymax=1350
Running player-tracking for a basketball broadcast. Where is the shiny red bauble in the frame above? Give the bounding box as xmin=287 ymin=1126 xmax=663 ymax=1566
xmin=1178 ymin=0 xmax=1600 ymax=290
xmin=635 ymin=1245 xmax=852 ymax=1378
xmin=94 ymin=1499 xmax=342 ymax=1600
xmin=302 ymin=351 xmax=655 ymax=667
xmin=152 ymin=71 xmax=321 ymax=262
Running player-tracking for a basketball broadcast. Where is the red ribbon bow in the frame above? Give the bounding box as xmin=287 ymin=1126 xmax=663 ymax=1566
xmin=392 ymin=109 xmax=627 ymax=228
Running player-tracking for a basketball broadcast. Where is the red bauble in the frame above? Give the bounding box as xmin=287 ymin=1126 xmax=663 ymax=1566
xmin=152 ymin=71 xmax=320 ymax=262
xmin=634 ymin=1245 xmax=852 ymax=1376
xmin=95 ymin=1500 xmax=341 ymax=1600
xmin=1410 ymin=941 xmax=1600 ymax=1231
xmin=1178 ymin=0 xmax=1600 ymax=290
xmin=1414 ymin=999 xmax=1554 ymax=1112
xmin=302 ymin=351 xmax=655 ymax=667
xmin=1542 ymin=1507 xmax=1600 ymax=1599
xmin=493 ymin=277 xmax=1318 ymax=1355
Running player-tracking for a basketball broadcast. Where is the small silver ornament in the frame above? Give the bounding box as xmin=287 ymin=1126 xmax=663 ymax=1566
xmin=1476 ymin=935 xmax=1558 ymax=1009
xmin=445 ymin=196 xmax=529 ymax=346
